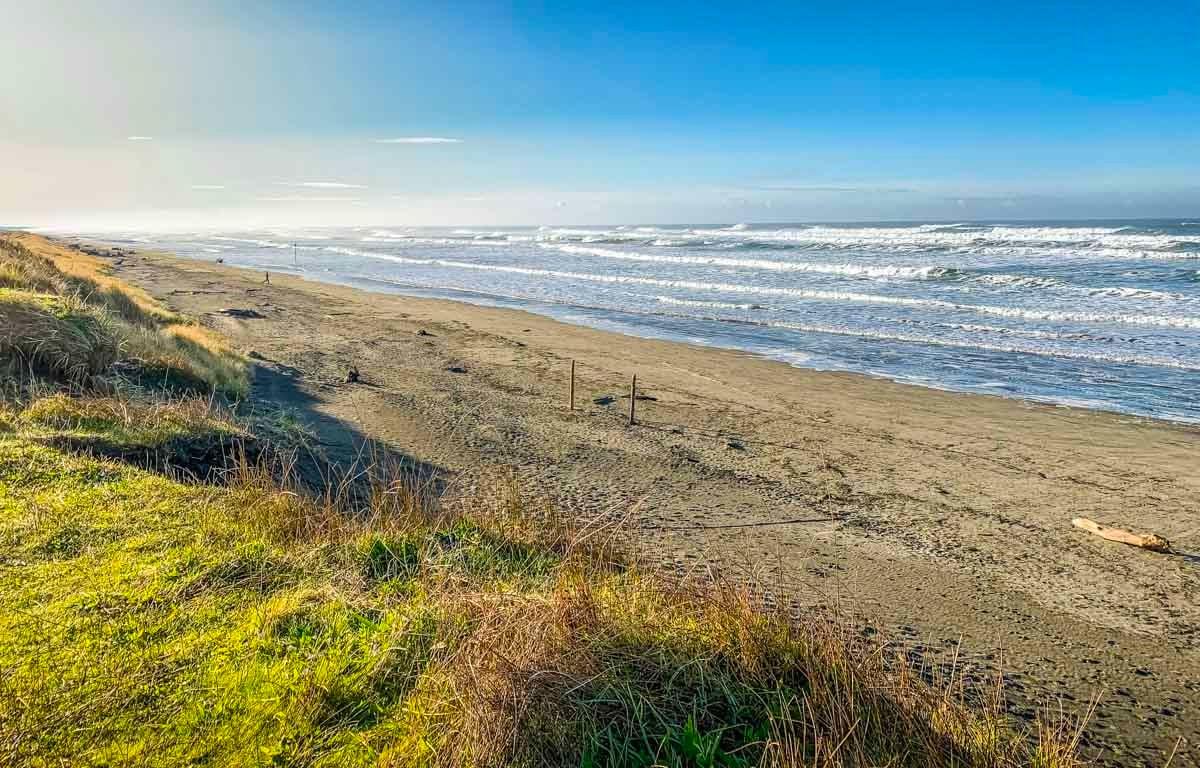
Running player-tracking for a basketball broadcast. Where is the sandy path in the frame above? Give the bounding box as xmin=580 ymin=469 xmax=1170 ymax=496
xmin=104 ymin=244 xmax=1199 ymax=765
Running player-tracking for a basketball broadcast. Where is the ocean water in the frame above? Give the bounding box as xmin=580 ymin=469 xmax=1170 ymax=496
xmin=99 ymin=221 xmax=1200 ymax=423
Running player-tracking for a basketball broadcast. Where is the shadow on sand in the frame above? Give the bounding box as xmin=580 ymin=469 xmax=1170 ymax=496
xmin=246 ymin=360 xmax=450 ymax=497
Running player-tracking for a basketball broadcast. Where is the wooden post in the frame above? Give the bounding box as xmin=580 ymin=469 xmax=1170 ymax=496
xmin=569 ymin=359 xmax=575 ymax=411
xmin=629 ymin=374 xmax=637 ymax=426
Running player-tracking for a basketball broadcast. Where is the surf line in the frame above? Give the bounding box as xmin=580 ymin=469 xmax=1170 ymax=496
xmin=337 ymin=248 xmax=1200 ymax=331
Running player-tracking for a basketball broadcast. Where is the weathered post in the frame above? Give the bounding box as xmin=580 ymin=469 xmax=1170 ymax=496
xmin=629 ymin=374 xmax=637 ymax=426
xmin=569 ymin=359 xmax=576 ymax=411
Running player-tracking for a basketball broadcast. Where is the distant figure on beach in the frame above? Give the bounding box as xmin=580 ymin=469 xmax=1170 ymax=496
xmin=263 ymin=271 xmax=270 ymax=284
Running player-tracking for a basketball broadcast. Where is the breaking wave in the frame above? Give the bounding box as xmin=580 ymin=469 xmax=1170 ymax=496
xmin=332 ymin=246 xmax=1200 ymax=330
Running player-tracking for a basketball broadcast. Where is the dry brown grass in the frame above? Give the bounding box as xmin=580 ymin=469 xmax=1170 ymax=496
xmin=4 ymin=232 xmax=175 ymax=326
xmin=0 ymin=233 xmax=247 ymax=396
xmin=17 ymin=392 xmax=243 ymax=445
xmin=216 ymin=453 xmax=1088 ymax=768
xmin=0 ymin=288 xmax=120 ymax=385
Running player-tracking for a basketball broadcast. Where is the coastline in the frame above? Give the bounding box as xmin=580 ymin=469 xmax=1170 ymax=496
xmin=88 ymin=237 xmax=1199 ymax=764
xmin=95 ymin=220 xmax=1200 ymax=425
xmin=309 ymin=267 xmax=1200 ymax=426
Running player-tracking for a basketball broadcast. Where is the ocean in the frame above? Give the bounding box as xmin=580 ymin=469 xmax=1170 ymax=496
xmin=97 ymin=221 xmax=1200 ymax=423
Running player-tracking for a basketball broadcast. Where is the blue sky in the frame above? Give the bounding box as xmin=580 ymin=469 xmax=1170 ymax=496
xmin=2 ymin=0 xmax=1197 ymax=228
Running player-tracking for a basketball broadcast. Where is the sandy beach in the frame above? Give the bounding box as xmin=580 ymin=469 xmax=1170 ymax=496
xmin=98 ymin=241 xmax=1199 ymax=765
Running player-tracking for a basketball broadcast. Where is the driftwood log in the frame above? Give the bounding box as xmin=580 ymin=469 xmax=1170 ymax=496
xmin=1072 ymin=517 xmax=1171 ymax=553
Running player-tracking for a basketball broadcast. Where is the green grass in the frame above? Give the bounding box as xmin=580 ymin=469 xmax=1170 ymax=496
xmin=0 ymin=428 xmax=1085 ymax=767
xmin=16 ymin=392 xmax=244 ymax=449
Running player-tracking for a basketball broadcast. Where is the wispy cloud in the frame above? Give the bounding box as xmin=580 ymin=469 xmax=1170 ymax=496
xmin=739 ymin=184 xmax=915 ymax=194
xmin=126 ymin=135 xmax=154 ymax=141
xmin=374 ymin=137 xmax=462 ymax=144
xmin=191 ymin=184 xmax=226 ymax=190
xmin=277 ymin=181 xmax=367 ymax=189
xmin=255 ymin=196 xmax=361 ymax=202
xmin=938 ymin=194 xmax=1039 ymax=204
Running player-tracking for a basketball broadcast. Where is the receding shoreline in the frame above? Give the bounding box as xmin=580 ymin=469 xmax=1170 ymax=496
xmin=82 ymin=237 xmax=1200 ymax=764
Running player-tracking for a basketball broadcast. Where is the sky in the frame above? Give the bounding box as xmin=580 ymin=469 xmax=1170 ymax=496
xmin=1 ymin=0 xmax=1197 ymax=230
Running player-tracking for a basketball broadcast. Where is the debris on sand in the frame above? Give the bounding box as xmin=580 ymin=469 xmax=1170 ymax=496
xmin=346 ymin=366 xmax=360 ymax=384
xmin=1072 ymin=518 xmax=1172 ymax=553
xmin=593 ymin=395 xmax=616 ymax=406
xmin=726 ymin=439 xmax=746 ymax=450
xmin=217 ymin=308 xmax=266 ymax=319
xmin=416 ymin=329 xmax=434 ymax=337
xmin=446 ymin=365 xmax=468 ymax=374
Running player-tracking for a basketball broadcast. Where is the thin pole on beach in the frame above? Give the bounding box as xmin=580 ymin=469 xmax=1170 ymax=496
xmin=292 ymin=243 xmax=298 ymax=267
xmin=569 ymin=359 xmax=576 ymax=411
xmin=629 ymin=374 xmax=637 ymax=426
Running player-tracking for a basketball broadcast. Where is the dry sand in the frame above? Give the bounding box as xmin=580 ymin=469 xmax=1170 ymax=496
xmin=99 ymin=242 xmax=1199 ymax=765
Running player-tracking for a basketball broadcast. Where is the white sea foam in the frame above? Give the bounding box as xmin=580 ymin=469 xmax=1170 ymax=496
xmin=682 ymin=225 xmax=1199 ymax=258
xmin=337 ymin=224 xmax=1200 ymax=265
xmin=638 ymin=303 xmax=1199 ymax=371
xmin=753 ymin=321 xmax=1200 ymax=371
xmin=541 ymin=242 xmax=951 ymax=278
xmin=210 ymin=236 xmax=291 ymax=249
xmin=338 ymin=247 xmax=1200 ymax=330
xmin=1088 ymin=286 xmax=1186 ymax=301
xmin=339 ymin=236 xmax=1197 ymax=303
xmin=357 ymin=224 xmax=1200 ymax=261
xmin=657 ymin=299 xmax=1132 ymax=342
xmin=654 ymin=296 xmax=763 ymax=311
xmin=972 ymin=273 xmax=1064 ymax=289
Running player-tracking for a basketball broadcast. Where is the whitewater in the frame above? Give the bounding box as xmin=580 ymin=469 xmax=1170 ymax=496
xmin=100 ymin=220 xmax=1200 ymax=423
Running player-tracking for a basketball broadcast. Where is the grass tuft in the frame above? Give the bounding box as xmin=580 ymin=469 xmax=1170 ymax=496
xmin=0 ymin=233 xmax=247 ymax=396
xmin=0 ymin=288 xmax=120 ymax=385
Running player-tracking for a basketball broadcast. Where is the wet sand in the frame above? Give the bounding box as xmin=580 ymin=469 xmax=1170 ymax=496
xmin=100 ymin=241 xmax=1199 ymax=765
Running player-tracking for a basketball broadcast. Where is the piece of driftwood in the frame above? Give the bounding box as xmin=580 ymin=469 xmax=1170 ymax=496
xmin=1072 ymin=517 xmax=1171 ymax=553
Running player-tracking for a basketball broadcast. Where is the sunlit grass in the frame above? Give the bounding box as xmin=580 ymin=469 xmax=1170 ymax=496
xmin=0 ymin=234 xmax=247 ymax=396
xmin=0 ymin=428 xmax=1086 ymax=767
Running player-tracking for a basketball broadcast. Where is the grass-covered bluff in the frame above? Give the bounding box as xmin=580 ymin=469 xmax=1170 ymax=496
xmin=0 ymin=234 xmax=1085 ymax=766
xmin=0 ymin=233 xmax=246 ymax=397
